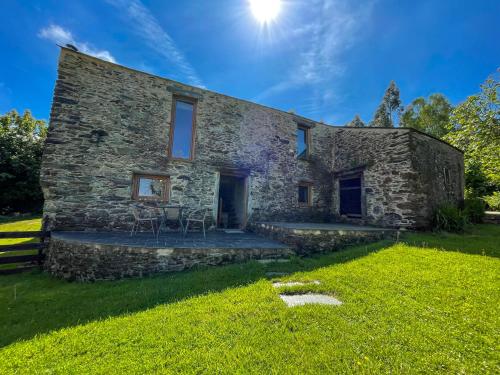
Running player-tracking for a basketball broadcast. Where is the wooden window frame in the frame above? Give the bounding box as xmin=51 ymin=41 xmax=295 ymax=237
xmin=168 ymin=95 xmax=197 ymax=161
xmin=131 ymin=174 xmax=170 ymax=202
xmin=297 ymin=124 xmax=311 ymax=159
xmin=298 ymin=182 xmax=313 ymax=207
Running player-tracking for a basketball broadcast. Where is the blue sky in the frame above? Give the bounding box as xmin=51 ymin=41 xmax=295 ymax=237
xmin=1 ymin=0 xmax=499 ymax=125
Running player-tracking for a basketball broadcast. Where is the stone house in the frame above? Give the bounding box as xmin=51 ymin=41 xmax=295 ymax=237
xmin=41 ymin=47 xmax=464 ymax=232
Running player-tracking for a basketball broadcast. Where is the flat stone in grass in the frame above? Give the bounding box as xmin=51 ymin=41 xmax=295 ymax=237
xmin=279 ymin=293 xmax=342 ymax=307
xmin=272 ymin=280 xmax=321 ymax=288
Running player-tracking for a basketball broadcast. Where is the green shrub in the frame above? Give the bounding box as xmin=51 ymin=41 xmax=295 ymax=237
xmin=432 ymin=204 xmax=467 ymax=233
xmin=483 ymin=192 xmax=500 ymax=211
xmin=464 ymin=198 xmax=486 ymax=223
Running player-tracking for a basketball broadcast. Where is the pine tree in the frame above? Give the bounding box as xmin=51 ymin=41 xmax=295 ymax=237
xmin=346 ymin=114 xmax=365 ymax=127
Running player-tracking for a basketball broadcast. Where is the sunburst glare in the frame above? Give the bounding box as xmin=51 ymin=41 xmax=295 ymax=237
xmin=249 ymin=0 xmax=282 ymax=24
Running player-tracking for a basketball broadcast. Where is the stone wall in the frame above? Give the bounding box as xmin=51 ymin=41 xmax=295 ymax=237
xmin=250 ymin=222 xmax=395 ymax=255
xmin=46 ymin=236 xmax=293 ymax=281
xmin=330 ymin=128 xmax=464 ymax=228
xmin=41 ymin=48 xmax=464 ymax=232
xmin=331 ymin=128 xmax=417 ymax=227
xmin=409 ymin=131 xmax=464 ymax=227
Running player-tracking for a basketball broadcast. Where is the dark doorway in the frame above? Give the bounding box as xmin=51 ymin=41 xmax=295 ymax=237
xmin=217 ymin=174 xmax=247 ymax=229
xmin=339 ymin=177 xmax=362 ymax=216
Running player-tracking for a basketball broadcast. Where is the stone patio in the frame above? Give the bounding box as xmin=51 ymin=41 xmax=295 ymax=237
xmin=45 ymin=222 xmax=397 ymax=281
xmin=51 ymin=231 xmax=290 ymax=250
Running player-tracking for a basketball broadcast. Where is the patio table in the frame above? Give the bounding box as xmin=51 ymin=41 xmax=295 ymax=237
xmin=158 ymin=204 xmax=186 ymax=233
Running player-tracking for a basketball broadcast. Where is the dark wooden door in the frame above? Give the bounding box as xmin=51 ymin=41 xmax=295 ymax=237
xmin=339 ymin=177 xmax=362 ymax=216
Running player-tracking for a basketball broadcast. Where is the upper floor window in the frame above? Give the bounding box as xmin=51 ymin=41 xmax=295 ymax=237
xmin=169 ymin=98 xmax=196 ymax=160
xmin=297 ymin=125 xmax=310 ymax=158
xmin=132 ymin=174 xmax=169 ymax=202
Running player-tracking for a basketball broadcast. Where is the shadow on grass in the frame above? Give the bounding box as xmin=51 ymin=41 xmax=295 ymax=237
xmin=401 ymin=224 xmax=500 ymax=258
xmin=0 ymin=240 xmax=391 ymax=348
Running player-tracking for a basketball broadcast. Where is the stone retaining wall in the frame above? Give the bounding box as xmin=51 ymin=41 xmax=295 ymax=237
xmin=45 ymin=236 xmax=293 ymax=281
xmin=250 ymin=223 xmax=395 ymax=255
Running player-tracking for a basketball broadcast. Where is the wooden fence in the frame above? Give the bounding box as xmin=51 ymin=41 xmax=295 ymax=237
xmin=0 ymin=231 xmax=50 ymax=275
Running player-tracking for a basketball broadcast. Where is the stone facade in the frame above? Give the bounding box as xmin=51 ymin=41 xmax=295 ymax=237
xmin=41 ymin=48 xmax=464 ymax=232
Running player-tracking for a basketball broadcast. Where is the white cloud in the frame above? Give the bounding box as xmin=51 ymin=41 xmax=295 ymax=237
xmin=107 ymin=0 xmax=204 ymax=88
xmin=38 ymin=24 xmax=116 ymax=63
xmin=255 ymin=0 xmax=374 ymax=116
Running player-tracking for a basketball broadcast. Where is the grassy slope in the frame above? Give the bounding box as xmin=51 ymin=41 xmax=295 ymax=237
xmin=0 ymin=224 xmax=498 ymax=374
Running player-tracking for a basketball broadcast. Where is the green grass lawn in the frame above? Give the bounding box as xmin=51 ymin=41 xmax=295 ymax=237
xmin=0 ymin=217 xmax=43 ymax=270
xmin=0 ymin=223 xmax=498 ymax=373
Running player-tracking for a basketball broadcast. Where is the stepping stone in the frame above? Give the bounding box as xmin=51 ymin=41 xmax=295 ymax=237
xmin=272 ymin=280 xmax=321 ymax=288
xmin=279 ymin=293 xmax=342 ymax=307
xmin=257 ymin=258 xmax=291 ymax=264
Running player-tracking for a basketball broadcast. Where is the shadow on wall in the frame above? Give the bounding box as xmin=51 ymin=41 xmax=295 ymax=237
xmin=0 ymin=240 xmax=392 ymax=348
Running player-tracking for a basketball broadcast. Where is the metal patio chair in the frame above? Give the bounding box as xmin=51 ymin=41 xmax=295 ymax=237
xmin=183 ymin=207 xmax=211 ymax=238
xmin=130 ymin=207 xmax=159 ymax=237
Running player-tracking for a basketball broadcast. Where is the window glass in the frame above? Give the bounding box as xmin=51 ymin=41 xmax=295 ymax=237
xmin=172 ymin=100 xmax=195 ymax=159
xmin=298 ymin=185 xmax=309 ymax=204
xmin=133 ymin=175 xmax=169 ymax=201
xmin=138 ymin=178 xmax=164 ymax=198
xmin=297 ymin=127 xmax=307 ymax=157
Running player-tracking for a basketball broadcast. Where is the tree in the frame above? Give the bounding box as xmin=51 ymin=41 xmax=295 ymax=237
xmin=0 ymin=110 xmax=47 ymax=214
xmin=401 ymin=93 xmax=453 ymax=138
xmin=444 ymin=74 xmax=500 ymax=196
xmin=370 ymin=81 xmax=402 ymax=127
xmin=346 ymin=114 xmax=365 ymax=127
xmin=370 ymin=102 xmax=392 ymax=127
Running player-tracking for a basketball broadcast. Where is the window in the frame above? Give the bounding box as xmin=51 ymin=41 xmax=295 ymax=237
xmin=297 ymin=125 xmax=310 ymax=158
xmin=132 ymin=174 xmax=169 ymax=202
xmin=169 ymin=98 xmax=196 ymax=159
xmin=298 ymin=183 xmax=312 ymax=206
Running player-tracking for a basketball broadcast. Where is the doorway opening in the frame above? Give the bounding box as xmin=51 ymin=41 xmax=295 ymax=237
xmin=217 ymin=174 xmax=248 ymax=229
xmin=339 ymin=176 xmax=362 ymax=217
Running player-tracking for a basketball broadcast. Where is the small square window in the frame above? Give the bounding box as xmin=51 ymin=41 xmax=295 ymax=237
xmin=298 ymin=183 xmax=312 ymax=206
xmin=132 ymin=174 xmax=169 ymax=202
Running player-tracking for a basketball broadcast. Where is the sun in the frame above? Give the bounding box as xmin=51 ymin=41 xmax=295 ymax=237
xmin=249 ymin=0 xmax=282 ymax=24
